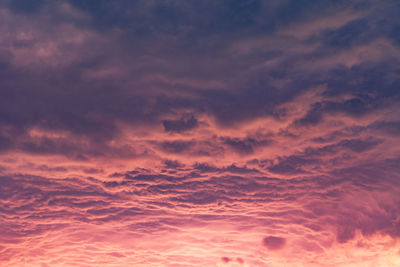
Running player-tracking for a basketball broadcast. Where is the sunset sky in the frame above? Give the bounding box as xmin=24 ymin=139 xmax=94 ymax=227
xmin=1 ymin=0 xmax=400 ymax=266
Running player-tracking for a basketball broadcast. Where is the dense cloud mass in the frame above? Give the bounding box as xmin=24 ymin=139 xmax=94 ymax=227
xmin=0 ymin=0 xmax=400 ymax=266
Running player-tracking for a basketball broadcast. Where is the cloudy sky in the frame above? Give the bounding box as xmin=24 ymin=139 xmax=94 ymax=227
xmin=1 ymin=0 xmax=400 ymax=266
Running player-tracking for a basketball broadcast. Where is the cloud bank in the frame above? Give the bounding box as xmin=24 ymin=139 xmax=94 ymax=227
xmin=0 ymin=0 xmax=400 ymax=266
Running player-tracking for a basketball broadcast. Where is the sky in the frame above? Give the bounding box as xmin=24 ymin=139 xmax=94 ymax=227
xmin=0 ymin=0 xmax=400 ymax=266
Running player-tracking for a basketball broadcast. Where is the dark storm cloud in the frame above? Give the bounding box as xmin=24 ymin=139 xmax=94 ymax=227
xmin=368 ymin=120 xmax=400 ymax=135
xmin=163 ymin=160 xmax=184 ymax=169
xmin=163 ymin=115 xmax=198 ymax=133
xmin=311 ymin=126 xmax=365 ymax=143
xmin=294 ymin=95 xmax=384 ymax=127
xmin=319 ymin=2 xmax=400 ymax=48
xmin=159 ymin=140 xmax=194 ymax=154
xmin=0 ymin=132 xmax=140 ymax=160
xmin=221 ymin=136 xmax=272 ymax=154
xmin=268 ymin=138 xmax=382 ymax=174
xmin=8 ymin=0 xmax=44 ymax=14
xmin=1 ymin=0 xmax=398 ymax=152
xmin=268 ymin=155 xmax=319 ymax=175
xmin=154 ymin=134 xmax=273 ymax=157
xmin=66 ymin=0 xmax=321 ymax=34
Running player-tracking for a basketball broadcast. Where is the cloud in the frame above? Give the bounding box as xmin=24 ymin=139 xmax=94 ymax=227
xmin=262 ymin=236 xmax=286 ymax=250
xmin=159 ymin=140 xmax=194 ymax=154
xmin=0 ymin=0 xmax=395 ymax=151
xmin=163 ymin=115 xmax=198 ymax=133
xmin=221 ymin=256 xmax=231 ymax=263
xmin=368 ymin=120 xmax=400 ymax=135
xmin=0 ymin=0 xmax=400 ymax=266
xmin=221 ymin=136 xmax=271 ymax=155
xmin=293 ymin=95 xmax=382 ymax=127
xmin=8 ymin=0 xmax=45 ymax=14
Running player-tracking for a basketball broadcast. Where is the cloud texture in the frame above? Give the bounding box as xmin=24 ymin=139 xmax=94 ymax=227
xmin=0 ymin=0 xmax=400 ymax=266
